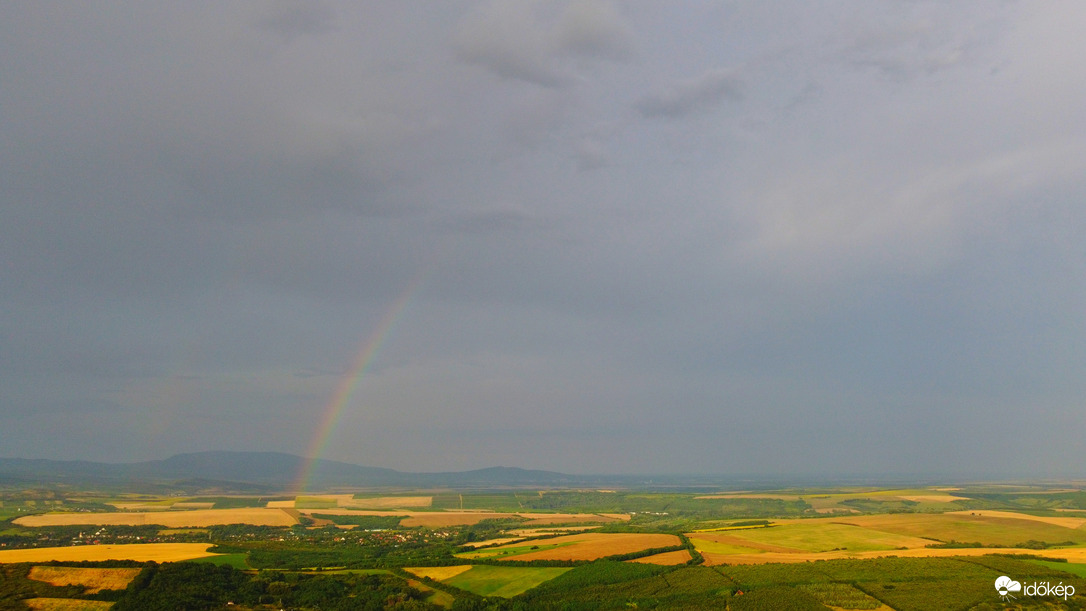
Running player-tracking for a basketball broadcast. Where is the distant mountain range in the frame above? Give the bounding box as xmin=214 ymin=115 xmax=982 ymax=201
xmin=0 ymin=451 xmax=612 ymax=492
xmin=0 ymin=453 xmax=915 ymax=493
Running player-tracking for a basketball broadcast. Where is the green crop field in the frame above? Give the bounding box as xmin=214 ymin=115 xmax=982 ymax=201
xmin=844 ymin=513 xmax=1086 ymax=546
xmin=1030 ymin=559 xmax=1086 ymax=578
xmin=292 ymin=496 xmax=339 ymax=509
xmin=443 ymin=565 xmax=572 ymax=597
xmin=185 ymin=553 xmax=250 ymax=569
xmin=687 ymin=536 xmax=765 ymax=555
xmin=432 ymin=492 xmax=525 ymax=512
xmin=723 ymin=521 xmax=929 ymax=552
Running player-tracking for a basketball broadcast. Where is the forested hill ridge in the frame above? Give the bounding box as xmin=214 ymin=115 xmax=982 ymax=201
xmin=0 ymin=452 xmax=948 ymax=492
xmin=0 ymin=451 xmax=611 ymax=491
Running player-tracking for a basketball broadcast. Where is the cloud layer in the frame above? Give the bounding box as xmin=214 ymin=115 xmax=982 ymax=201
xmin=2 ymin=1 xmax=1085 ymax=476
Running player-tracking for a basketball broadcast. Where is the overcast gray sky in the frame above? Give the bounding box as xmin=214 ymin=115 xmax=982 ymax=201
xmin=3 ymin=1 xmax=1085 ymax=477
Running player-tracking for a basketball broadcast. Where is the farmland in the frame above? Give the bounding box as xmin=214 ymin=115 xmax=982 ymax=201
xmin=27 ymin=566 xmax=141 ymax=593
xmin=408 ymin=565 xmax=573 ymax=598
xmin=0 ymin=544 xmax=218 ymax=563
xmin=23 ymin=599 xmax=113 ymax=610
xmin=458 ymin=532 xmax=682 ymax=561
xmin=3 ymin=482 xmax=1086 ymax=608
xmin=13 ymin=508 xmax=298 ymax=528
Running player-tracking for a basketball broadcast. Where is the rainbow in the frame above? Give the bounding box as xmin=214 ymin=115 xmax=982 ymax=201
xmin=292 ymin=271 xmax=429 ymax=492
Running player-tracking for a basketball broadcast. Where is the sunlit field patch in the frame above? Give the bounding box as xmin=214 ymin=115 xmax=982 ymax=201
xmin=23 ymin=599 xmax=113 ymax=610
xmin=838 ymin=512 xmax=1086 ymax=547
xmin=14 ymin=508 xmax=298 ymax=528
xmin=27 ymin=566 xmax=141 ymax=593
xmin=460 ymin=532 xmax=681 ymax=562
xmin=626 ymin=549 xmax=693 ymax=565
xmin=684 ymin=513 xmax=1086 ymax=566
xmin=720 ymin=521 xmax=932 ymax=553
xmin=442 ymin=565 xmax=572 ymax=598
xmin=945 ymin=509 xmax=1086 ymax=529
xmin=403 ymin=565 xmax=474 ymax=581
xmin=687 ymin=535 xmax=769 ymax=555
xmin=0 ymin=544 xmax=217 ymax=563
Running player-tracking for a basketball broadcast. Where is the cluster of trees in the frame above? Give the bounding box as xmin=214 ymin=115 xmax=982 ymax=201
xmin=113 ymin=562 xmax=439 ymax=611
xmin=309 ymin=514 xmax=406 ymax=529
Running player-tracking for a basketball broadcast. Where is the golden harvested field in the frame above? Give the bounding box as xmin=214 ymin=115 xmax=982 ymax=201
xmin=626 ymin=549 xmax=692 ymax=565
xmin=485 ymin=533 xmax=680 ymax=562
xmin=266 ymin=500 xmax=295 ymax=508
xmin=28 ymin=566 xmax=141 ymax=593
xmin=14 ymin=508 xmax=298 ymax=528
xmin=24 ymin=599 xmax=112 ymax=611
xmin=404 ymin=565 xmax=474 ymax=581
xmin=0 ymin=544 xmax=217 ymax=563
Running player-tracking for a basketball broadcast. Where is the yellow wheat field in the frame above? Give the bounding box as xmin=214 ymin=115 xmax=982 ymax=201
xmin=0 ymin=543 xmax=218 ymax=564
xmin=403 ymin=565 xmax=474 ymax=581
xmin=28 ymin=566 xmax=141 ymax=593
xmin=24 ymin=599 xmax=113 ymax=611
xmin=14 ymin=508 xmax=298 ymax=528
xmin=626 ymin=549 xmax=693 ymax=565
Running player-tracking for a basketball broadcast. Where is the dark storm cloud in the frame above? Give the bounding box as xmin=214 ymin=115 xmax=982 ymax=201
xmin=2 ymin=1 xmax=1085 ymax=476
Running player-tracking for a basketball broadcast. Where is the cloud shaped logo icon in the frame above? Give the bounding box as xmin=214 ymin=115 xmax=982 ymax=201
xmin=995 ymin=576 xmax=1022 ymax=600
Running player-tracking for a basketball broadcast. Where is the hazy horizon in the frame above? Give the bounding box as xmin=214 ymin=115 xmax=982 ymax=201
xmin=3 ymin=2 xmax=1085 ymax=478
